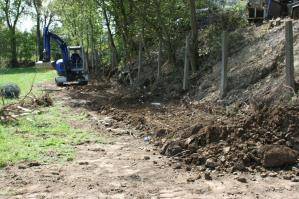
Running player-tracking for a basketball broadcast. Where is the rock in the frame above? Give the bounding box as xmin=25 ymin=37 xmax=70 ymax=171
xmin=293 ymin=136 xmax=299 ymax=152
xmin=165 ymin=144 xmax=183 ymax=156
xmin=189 ymin=153 xmax=206 ymax=165
xmin=18 ymin=165 xmax=27 ymax=169
xmin=187 ymin=177 xmax=195 ymax=182
xmin=0 ymin=83 xmax=20 ymax=99
xmin=204 ymin=172 xmax=212 ymax=180
xmin=261 ymin=145 xmax=298 ymax=168
xmin=223 ymin=147 xmax=230 ymax=154
xmin=154 ymin=142 xmax=161 ymax=147
xmin=104 ymin=121 xmax=113 ymax=127
xmin=79 ymin=161 xmax=89 ymax=165
xmin=160 ymin=142 xmax=170 ymax=155
xmin=28 ymin=161 xmax=41 ymax=167
xmin=236 ymin=177 xmax=247 ymax=183
xmin=89 ymin=148 xmax=105 ymax=152
xmin=173 ymin=163 xmax=182 ymax=170
xmin=197 ymin=166 xmax=206 ymax=171
xmin=269 ymin=172 xmax=278 ymax=177
xmin=291 ymin=177 xmax=299 ymax=182
xmin=232 ymin=162 xmax=246 ymax=172
xmin=283 ymin=175 xmax=293 ymax=180
xmin=185 ymin=135 xmax=199 ymax=152
xmin=153 ymin=161 xmax=158 ymax=165
xmin=191 ymin=124 xmax=203 ymax=134
xmin=181 ymin=124 xmax=203 ymax=139
xmin=144 ymin=156 xmax=150 ymax=160
xmin=205 ymin=158 xmax=219 ymax=169
xmin=286 ymin=141 xmax=293 ymax=147
xmin=220 ymin=156 xmax=226 ymax=163
xmin=51 ymin=172 xmax=60 ymax=176
xmin=186 ymin=166 xmax=192 ymax=172
xmin=261 ymin=173 xmax=268 ymax=178
xmin=196 ymin=174 xmax=202 ymax=180
xmin=155 ymin=129 xmax=167 ymax=137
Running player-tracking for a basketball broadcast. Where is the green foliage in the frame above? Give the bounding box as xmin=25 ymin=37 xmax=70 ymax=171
xmin=0 ymin=22 xmax=10 ymax=66
xmin=0 ymin=26 xmax=37 ymax=67
xmin=198 ymin=7 xmax=248 ymax=69
xmin=1 ymin=0 xmax=249 ymax=71
xmin=17 ymin=31 xmax=36 ymax=61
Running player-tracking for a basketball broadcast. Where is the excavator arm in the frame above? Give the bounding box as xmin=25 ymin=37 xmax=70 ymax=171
xmin=43 ymin=27 xmax=69 ymax=65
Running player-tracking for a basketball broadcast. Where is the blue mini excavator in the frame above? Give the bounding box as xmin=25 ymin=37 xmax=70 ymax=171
xmin=41 ymin=27 xmax=89 ymax=86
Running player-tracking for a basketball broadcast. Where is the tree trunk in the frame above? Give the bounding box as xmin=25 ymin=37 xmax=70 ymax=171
xmin=154 ymin=0 xmax=175 ymax=65
xmin=89 ymin=18 xmax=95 ymax=73
xmin=189 ymin=0 xmax=198 ymax=72
xmin=86 ymin=34 xmax=90 ymax=72
xmin=117 ymin=0 xmax=134 ymax=62
xmin=10 ymin=28 xmax=17 ymax=66
xmin=101 ymin=0 xmax=118 ymax=68
xmin=36 ymin=13 xmax=42 ymax=61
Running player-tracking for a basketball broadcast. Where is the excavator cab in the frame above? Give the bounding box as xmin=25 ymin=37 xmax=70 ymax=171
xmin=53 ymin=46 xmax=88 ymax=86
xmin=69 ymin=46 xmax=83 ymax=69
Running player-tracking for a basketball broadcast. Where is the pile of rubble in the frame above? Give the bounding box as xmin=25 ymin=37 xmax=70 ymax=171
xmin=157 ymin=104 xmax=299 ymax=176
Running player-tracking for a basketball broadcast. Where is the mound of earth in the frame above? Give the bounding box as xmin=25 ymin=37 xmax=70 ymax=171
xmin=157 ymin=104 xmax=299 ymax=174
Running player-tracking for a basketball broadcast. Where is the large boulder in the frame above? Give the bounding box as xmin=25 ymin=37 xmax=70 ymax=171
xmin=0 ymin=84 xmax=21 ymax=99
xmin=261 ymin=145 xmax=298 ymax=168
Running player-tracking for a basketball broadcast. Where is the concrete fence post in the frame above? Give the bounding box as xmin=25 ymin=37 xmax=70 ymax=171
xmin=220 ymin=31 xmax=228 ymax=99
xmin=183 ymin=35 xmax=190 ymax=91
xmin=157 ymin=40 xmax=162 ymax=82
xmin=137 ymin=41 xmax=143 ymax=82
xmin=285 ymin=20 xmax=295 ymax=90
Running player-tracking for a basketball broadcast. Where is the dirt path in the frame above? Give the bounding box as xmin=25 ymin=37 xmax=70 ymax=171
xmin=0 ymin=84 xmax=299 ymax=199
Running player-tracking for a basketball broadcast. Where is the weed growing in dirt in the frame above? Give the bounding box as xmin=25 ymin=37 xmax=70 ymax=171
xmin=0 ymin=104 xmax=104 ymax=167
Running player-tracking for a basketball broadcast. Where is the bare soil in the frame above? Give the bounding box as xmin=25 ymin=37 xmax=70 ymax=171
xmin=1 ymin=20 xmax=299 ymax=199
xmin=0 ymin=82 xmax=298 ymax=199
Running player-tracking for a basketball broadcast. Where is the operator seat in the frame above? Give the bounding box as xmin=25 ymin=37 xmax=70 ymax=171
xmin=71 ymin=53 xmax=82 ymax=68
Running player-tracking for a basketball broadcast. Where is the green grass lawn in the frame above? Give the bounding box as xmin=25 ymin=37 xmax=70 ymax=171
xmin=0 ymin=67 xmax=103 ymax=167
xmin=0 ymin=105 xmax=102 ymax=167
xmin=0 ymin=67 xmax=56 ymax=99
